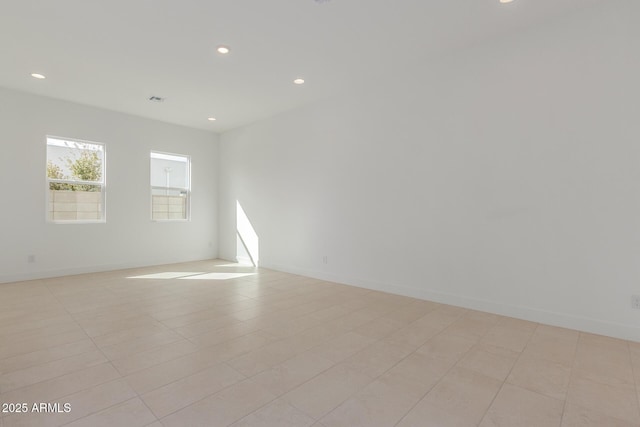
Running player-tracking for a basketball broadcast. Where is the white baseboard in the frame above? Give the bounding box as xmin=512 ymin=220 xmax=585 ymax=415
xmin=261 ymin=262 xmax=640 ymax=343
xmin=0 ymin=256 xmax=217 ymax=284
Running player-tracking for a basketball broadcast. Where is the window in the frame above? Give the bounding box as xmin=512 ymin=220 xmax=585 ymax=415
xmin=150 ymin=151 xmax=190 ymax=220
xmin=46 ymin=137 xmax=105 ymax=222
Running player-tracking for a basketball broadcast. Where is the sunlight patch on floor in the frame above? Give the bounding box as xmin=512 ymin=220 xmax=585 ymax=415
xmin=127 ymin=272 xmax=205 ymax=279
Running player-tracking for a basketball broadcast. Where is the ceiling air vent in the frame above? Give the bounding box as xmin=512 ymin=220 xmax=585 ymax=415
xmin=149 ymin=96 xmax=165 ymax=102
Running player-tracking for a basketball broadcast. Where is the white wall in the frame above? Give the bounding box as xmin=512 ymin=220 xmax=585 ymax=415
xmin=219 ymin=1 xmax=640 ymax=341
xmin=0 ymin=87 xmax=219 ymax=282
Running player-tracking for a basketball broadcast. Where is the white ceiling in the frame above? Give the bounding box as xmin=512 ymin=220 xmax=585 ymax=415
xmin=0 ymin=0 xmax=599 ymax=133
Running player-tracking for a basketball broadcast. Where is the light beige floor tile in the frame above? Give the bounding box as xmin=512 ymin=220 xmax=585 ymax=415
xmin=260 ymin=316 xmax=326 ymax=339
xmin=228 ymin=340 xmax=304 ymax=377
xmin=0 ymin=322 xmax=84 ymax=345
xmin=415 ymin=308 xmax=465 ymax=330
xmin=579 ymin=333 xmax=630 ymax=352
xmin=320 ymin=371 xmax=429 ymax=427
xmin=230 ymin=398 xmax=315 ymax=427
xmin=294 ymin=324 xmax=347 ymax=346
xmin=496 ymin=317 xmax=538 ymax=331
xmin=351 ymin=304 xmax=397 ymax=320
xmin=481 ymin=325 xmax=534 ymax=353
xmin=462 ymin=310 xmax=501 ymax=324
xmin=124 ymin=350 xmax=220 ymax=395
xmin=251 ymin=352 xmax=335 ymax=396
xmin=383 ymin=322 xmax=444 ymax=350
xmin=188 ymin=321 xmax=261 ymax=348
xmin=111 ymin=339 xmax=199 ymax=375
xmin=630 ymin=349 xmax=640 ymax=386
xmin=283 ymin=364 xmax=374 ymax=420
xmin=78 ymin=315 xmax=163 ymax=338
xmin=479 ymin=383 xmax=564 ymax=427
xmin=142 ymin=362 xmax=245 ymax=418
xmin=91 ymin=322 xmax=172 ymax=348
xmin=331 ymin=296 xmax=371 ymax=312
xmin=160 ymin=307 xmax=235 ymax=328
xmin=351 ymin=317 xmax=404 ymax=340
xmin=566 ymin=375 xmax=640 ymax=424
xmin=0 ymin=363 xmax=120 ymax=408
xmin=159 ymin=379 xmax=276 ymax=427
xmin=173 ymin=315 xmax=243 ymax=338
xmin=0 ymin=313 xmax=74 ymax=336
xmin=456 ymin=344 xmax=519 ymax=381
xmin=125 ymin=334 xmax=267 ymax=394
xmin=0 ymin=339 xmax=96 ymax=376
xmin=415 ymin=332 xmax=476 ymax=364
xmin=506 ymin=355 xmax=571 ymax=400
xmin=312 ymin=332 xmax=376 ymax=363
xmin=533 ymin=324 xmax=580 ymax=341
xmin=341 ymin=340 xmax=414 ymax=379
xmin=0 ymin=350 xmax=107 ymax=393
xmin=574 ymin=340 xmax=632 ymax=367
xmin=522 ymin=333 xmax=578 ymax=367
xmin=231 ymin=306 xmax=273 ymax=321
xmin=147 ymin=304 xmax=217 ymax=323
xmin=64 ymin=397 xmax=156 ymax=427
xmin=308 ymin=306 xmax=350 ymax=323
xmin=323 ymin=310 xmax=380 ymax=332
xmin=397 ymin=367 xmax=502 ymax=427
xmin=384 ymin=352 xmax=451 ymax=388
xmin=444 ymin=312 xmax=498 ymax=340
xmin=3 ymin=379 xmax=136 ymax=427
xmin=572 ymin=346 xmax=635 ymax=387
xmin=100 ymin=330 xmax=184 ymax=360
xmin=561 ymin=403 xmax=639 ymax=427
xmin=283 ymin=329 xmax=342 ymax=354
xmin=0 ymin=329 xmax=89 ymax=360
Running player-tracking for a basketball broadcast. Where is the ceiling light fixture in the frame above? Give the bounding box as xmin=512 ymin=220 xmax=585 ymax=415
xmin=31 ymin=73 xmax=46 ymax=79
xmin=208 ymin=117 xmax=217 ymax=121
xmin=293 ymin=78 xmax=305 ymax=85
xmin=217 ymin=46 xmax=230 ymax=54
xmin=499 ymin=0 xmax=514 ymax=3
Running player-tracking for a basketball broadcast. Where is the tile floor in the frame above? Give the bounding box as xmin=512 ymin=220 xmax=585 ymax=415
xmin=0 ymin=260 xmax=639 ymax=426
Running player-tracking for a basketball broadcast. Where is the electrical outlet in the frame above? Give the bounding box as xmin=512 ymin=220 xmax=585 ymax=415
xmin=632 ymin=295 xmax=640 ymax=310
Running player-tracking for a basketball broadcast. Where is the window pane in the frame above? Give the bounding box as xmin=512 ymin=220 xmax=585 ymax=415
xmin=47 ymin=138 xmax=104 ymax=183
xmin=150 ymin=153 xmax=189 ymax=188
xmin=150 ymin=151 xmax=190 ymax=221
xmin=152 ymin=187 xmax=187 ymax=220
xmin=48 ymin=184 xmax=103 ymax=221
xmin=46 ymin=137 xmax=105 ymax=222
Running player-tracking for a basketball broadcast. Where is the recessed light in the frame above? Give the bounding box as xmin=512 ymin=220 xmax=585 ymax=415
xmin=31 ymin=73 xmax=46 ymax=79
xmin=208 ymin=117 xmax=217 ymax=121
xmin=293 ymin=78 xmax=305 ymax=85
xmin=217 ymin=46 xmax=230 ymax=54
xmin=499 ymin=0 xmax=514 ymax=3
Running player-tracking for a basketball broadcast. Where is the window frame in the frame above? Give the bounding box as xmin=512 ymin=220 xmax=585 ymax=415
xmin=46 ymin=136 xmax=106 ymax=224
xmin=150 ymin=150 xmax=191 ymax=222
